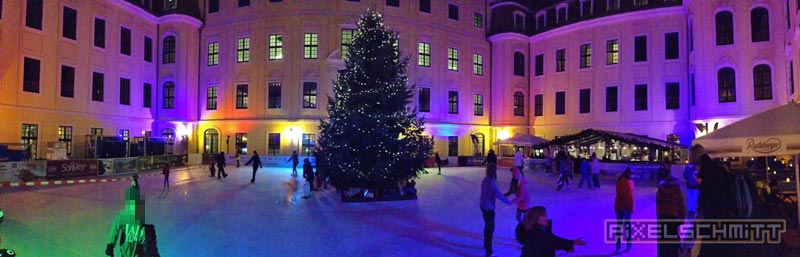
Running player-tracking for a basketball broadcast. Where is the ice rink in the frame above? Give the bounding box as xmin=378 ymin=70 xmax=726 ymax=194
xmin=0 ymin=165 xmax=658 ymax=256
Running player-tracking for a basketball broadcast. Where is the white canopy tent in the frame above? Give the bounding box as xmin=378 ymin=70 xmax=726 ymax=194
xmin=495 ymin=134 xmax=549 ymax=147
xmin=693 ymin=102 xmax=800 ymax=226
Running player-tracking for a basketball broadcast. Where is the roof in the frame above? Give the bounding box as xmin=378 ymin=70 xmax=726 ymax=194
xmin=538 ymin=129 xmax=684 ymax=150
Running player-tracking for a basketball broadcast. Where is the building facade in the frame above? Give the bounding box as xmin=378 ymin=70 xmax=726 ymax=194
xmin=0 ymin=0 xmax=797 ymax=160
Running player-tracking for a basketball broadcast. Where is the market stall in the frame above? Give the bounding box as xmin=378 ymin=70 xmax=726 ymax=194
xmin=535 ymin=129 xmax=685 ymax=162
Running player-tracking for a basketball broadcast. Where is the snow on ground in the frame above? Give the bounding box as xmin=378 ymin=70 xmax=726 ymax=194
xmin=0 ymin=166 xmax=658 ymax=256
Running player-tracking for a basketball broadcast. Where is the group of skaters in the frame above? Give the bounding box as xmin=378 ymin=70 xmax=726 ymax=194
xmin=478 ymin=144 xmax=738 ymax=257
xmin=540 ymin=149 xmax=602 ymax=191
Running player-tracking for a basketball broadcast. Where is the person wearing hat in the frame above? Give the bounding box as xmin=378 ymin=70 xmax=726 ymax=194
xmin=688 ymin=144 xmax=733 ymax=257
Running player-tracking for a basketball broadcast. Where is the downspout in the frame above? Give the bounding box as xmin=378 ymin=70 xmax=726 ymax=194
xmin=196 ymin=21 xmax=205 ymax=155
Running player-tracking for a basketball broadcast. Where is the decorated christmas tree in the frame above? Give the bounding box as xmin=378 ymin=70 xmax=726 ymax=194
xmin=316 ymin=10 xmax=433 ymax=192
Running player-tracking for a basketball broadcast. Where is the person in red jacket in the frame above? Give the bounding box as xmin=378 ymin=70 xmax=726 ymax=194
xmin=656 ymin=168 xmax=685 ymax=257
xmin=614 ymin=167 xmax=634 ymax=253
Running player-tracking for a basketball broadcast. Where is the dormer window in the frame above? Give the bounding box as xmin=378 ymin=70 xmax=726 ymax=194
xmin=165 ymin=0 xmax=177 ymax=11
xmin=580 ymin=0 xmax=593 ymax=16
xmin=514 ymin=12 xmax=526 ymax=32
xmin=557 ymin=5 xmax=568 ymax=23
xmin=607 ymin=0 xmax=619 ymax=11
xmin=535 ymin=12 xmax=545 ymax=30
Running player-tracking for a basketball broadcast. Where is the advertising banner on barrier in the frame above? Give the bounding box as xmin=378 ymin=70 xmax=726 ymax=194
xmin=98 ymin=159 xmax=115 ymax=176
xmin=113 ymin=158 xmax=138 ymax=174
xmin=46 ymin=160 xmax=100 ymax=180
xmin=0 ymin=161 xmax=47 ymax=183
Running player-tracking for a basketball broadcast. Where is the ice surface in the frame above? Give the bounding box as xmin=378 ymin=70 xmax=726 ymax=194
xmin=0 ymin=166 xmax=658 ymax=256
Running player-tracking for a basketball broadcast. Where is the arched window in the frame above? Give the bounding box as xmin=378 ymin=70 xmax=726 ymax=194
xmin=162 ymin=128 xmax=175 ymax=141
xmin=715 ymin=11 xmax=734 ymax=45
xmin=162 ymin=36 xmax=176 ymax=64
xmin=718 ymin=67 xmax=736 ymax=103
xmin=204 ymin=129 xmax=219 ymax=154
xmin=513 ymin=92 xmax=525 ymax=116
xmin=753 ymin=64 xmax=772 ymax=100
xmin=750 ymin=7 xmax=770 ymax=42
xmin=470 ymin=133 xmax=485 ymax=156
xmin=514 ymin=12 xmax=526 ymax=32
xmin=514 ymin=52 xmax=525 ymax=76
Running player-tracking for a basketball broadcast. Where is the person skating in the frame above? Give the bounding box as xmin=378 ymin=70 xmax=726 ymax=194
xmin=287 ymin=151 xmax=299 ymax=177
xmin=105 ymin=175 xmax=160 ymax=257
xmin=216 ymin=152 xmax=228 ymax=179
xmin=208 ymin=160 xmax=216 ymax=177
xmin=509 ymin=167 xmax=532 ymax=222
xmin=245 ymin=151 xmax=262 ymax=183
xmin=235 ymin=150 xmax=241 ymax=168
xmin=482 ymin=149 xmax=497 ymax=167
xmin=435 ymin=152 xmax=443 ymax=175
xmin=301 ymin=158 xmax=314 ymax=199
xmin=479 ymin=164 xmax=512 ymax=257
xmin=578 ymin=157 xmax=592 ymax=189
xmin=614 ymin=167 xmax=634 ymax=253
xmin=656 ymin=167 xmax=685 ymax=257
xmin=682 ymin=164 xmax=699 ymax=219
xmin=689 ymin=144 xmax=734 ymax=257
xmin=514 ymin=150 xmax=525 ymax=173
xmin=504 ymin=166 xmax=524 ymax=197
xmin=544 ymin=149 xmax=552 ymax=173
xmin=161 ymin=163 xmax=170 ymax=189
xmin=515 ymin=206 xmax=586 ymax=257
xmin=556 ymin=151 xmax=571 ymax=191
xmin=590 ymin=153 xmax=601 ymax=188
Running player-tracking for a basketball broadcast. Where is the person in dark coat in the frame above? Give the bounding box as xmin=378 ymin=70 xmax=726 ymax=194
xmin=287 ymin=151 xmax=299 ymax=177
xmin=482 ymin=149 xmax=497 ymax=167
xmin=689 ymin=144 xmax=733 ymax=257
xmin=435 ymin=152 xmax=443 ymax=175
xmin=479 ymin=164 xmax=512 ymax=257
xmin=516 ymin=206 xmax=586 ymax=257
xmin=614 ymin=167 xmax=634 ymax=253
xmin=208 ymin=159 xmax=216 ymax=177
xmin=161 ymin=163 xmax=170 ymax=189
xmin=656 ymin=168 xmax=685 ymax=257
xmin=245 ymin=151 xmax=262 ymax=183
xmin=301 ymin=158 xmax=314 ymax=199
xmin=216 ymin=152 xmax=228 ymax=179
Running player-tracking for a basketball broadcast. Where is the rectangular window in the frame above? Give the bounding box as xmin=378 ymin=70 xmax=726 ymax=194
xmin=474 ymin=94 xmax=484 ymax=116
xmin=555 ymin=49 xmax=566 ymax=72
xmin=162 ymin=37 xmax=175 ymax=64
xmin=301 ymin=134 xmax=316 ymax=156
xmin=303 ymin=82 xmax=317 ymax=108
xmin=60 ymin=65 xmax=75 ymax=98
xmin=448 ymin=48 xmax=459 ymax=71
xmin=144 ymin=36 xmax=153 ymax=62
xmin=535 ymin=54 xmax=544 ymax=76
xmin=790 ymin=62 xmax=796 ymax=95
xmin=237 ymin=37 xmax=250 ymax=63
xmin=165 ymin=0 xmax=177 ymax=10
xmin=666 ymin=82 xmax=679 ymax=109
xmin=513 ymin=93 xmax=524 ymax=116
xmin=341 ymin=29 xmax=356 ymax=60
xmin=606 ymin=39 xmax=619 ymax=65
xmin=236 ymin=84 xmax=248 ymax=109
xmin=608 ymin=0 xmax=619 ymax=11
xmin=514 ymin=53 xmax=526 ymax=76
xmin=58 ymin=126 xmax=73 ymax=156
xmin=21 ymin=124 xmax=38 ymax=159
xmin=235 ymin=133 xmax=247 ymax=154
xmin=689 ymin=21 xmax=694 ymax=52
xmin=420 ymin=0 xmax=431 ymax=13
xmin=120 ymin=27 xmax=131 ymax=55
xmin=238 ymin=0 xmax=249 ymax=7
xmin=23 ymin=57 xmax=40 ymax=93
xmin=579 ymin=89 xmax=591 ymax=113
xmin=208 ymin=42 xmax=219 ymax=66
xmin=268 ymin=133 xmax=281 ymax=156
xmin=418 ymin=42 xmax=430 ymax=67
xmin=119 ymin=78 xmax=130 ymax=105
xmin=580 ymin=44 xmax=591 ymax=68
xmin=143 ymin=83 xmax=152 ymax=108
xmin=473 ymin=54 xmax=483 ymax=75
xmin=209 ymin=0 xmax=219 ymax=13
xmin=581 ymin=0 xmax=592 ymax=16
xmin=448 ymin=4 xmax=459 ymax=20
xmin=473 ymin=12 xmax=483 ymax=28
xmin=92 ymin=72 xmax=104 ymax=101
xmin=448 ymin=136 xmax=458 ymax=156
xmin=690 ymin=74 xmax=695 ymax=106
xmin=555 ymin=91 xmax=565 ymax=115
xmin=448 ymin=91 xmax=459 ymax=114
xmin=120 ymin=129 xmax=130 ymax=141
xmin=91 ymin=128 xmax=103 ymax=136
xmin=206 ymin=86 xmax=217 ymax=110
xmin=634 ymin=35 xmax=647 ymax=62
xmin=63 ymin=6 xmax=77 ymax=40
xmin=25 ymin=0 xmax=42 ymax=30
xmin=304 ymin=33 xmax=319 ymax=59
xmin=94 ymin=18 xmax=106 ymax=48
xmin=0 ymin=0 xmax=4 ymax=20
xmin=665 ymin=32 xmax=679 ymax=59
xmin=268 ymin=82 xmax=282 ymax=109
xmin=534 ymin=94 xmax=543 ymax=116
xmin=163 ymin=83 xmax=175 ymax=109
xmin=387 ymin=0 xmax=400 ymax=7
xmin=269 ymin=34 xmax=283 ymax=60
xmin=419 ymin=88 xmax=430 ymax=112
xmin=635 ymin=84 xmax=648 ymax=111
xmin=606 ymin=86 xmax=618 ymax=112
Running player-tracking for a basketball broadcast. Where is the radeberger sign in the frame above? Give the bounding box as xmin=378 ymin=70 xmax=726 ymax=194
xmin=746 ymin=138 xmax=782 ymax=154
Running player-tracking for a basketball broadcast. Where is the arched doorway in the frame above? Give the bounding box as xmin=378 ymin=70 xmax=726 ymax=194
xmin=162 ymin=129 xmax=175 ymax=155
xmin=470 ymin=132 xmax=485 ymax=156
xmin=204 ymin=129 xmax=219 ymax=154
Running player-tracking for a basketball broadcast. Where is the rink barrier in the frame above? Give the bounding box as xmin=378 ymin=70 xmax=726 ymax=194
xmin=0 ymin=166 xmax=196 ymax=188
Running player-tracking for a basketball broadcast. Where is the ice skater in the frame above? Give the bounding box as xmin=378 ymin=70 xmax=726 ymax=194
xmin=556 ymin=151 xmax=571 ymax=190
xmin=482 ymin=149 xmax=497 ymax=167
xmin=235 ymin=150 xmax=241 ymax=167
xmin=161 ymin=163 xmax=170 ymax=189
xmin=217 ymin=151 xmax=228 ymax=179
xmin=208 ymin=160 xmax=216 ymax=177
xmin=614 ymin=167 xmax=634 ymax=253
xmin=287 ymin=151 xmax=299 ymax=177
xmin=590 ymin=153 xmax=601 ymax=188
xmin=578 ymin=157 xmax=592 ymax=189
xmin=516 ymin=206 xmax=586 ymax=257
xmin=479 ymin=164 xmax=512 ymax=257
xmin=302 ymin=158 xmax=314 ymax=199
xmin=245 ymin=151 xmax=262 ymax=183
xmin=105 ymin=175 xmax=160 ymax=257
xmin=434 ymin=152 xmax=443 ymax=175
xmin=509 ymin=167 xmax=532 ymax=222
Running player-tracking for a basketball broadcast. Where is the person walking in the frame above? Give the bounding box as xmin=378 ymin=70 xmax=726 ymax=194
xmin=245 ymin=151 xmax=262 ymax=184
xmin=689 ymin=144 xmax=734 ymax=257
xmin=435 ymin=152 xmax=443 ymax=175
xmin=482 ymin=149 xmax=497 ymax=167
xmin=216 ymin=151 xmax=228 ymax=179
xmin=590 ymin=153 xmax=601 ymax=188
xmin=516 ymin=206 xmax=586 ymax=257
xmin=235 ymin=150 xmax=241 ymax=168
xmin=556 ymin=151 xmax=571 ymax=191
xmin=287 ymin=151 xmax=299 ymax=177
xmin=161 ymin=163 xmax=170 ymax=189
xmin=302 ymin=158 xmax=314 ymax=199
xmin=509 ymin=167 xmax=532 ymax=222
xmin=578 ymin=157 xmax=592 ymax=189
xmin=208 ymin=159 xmax=216 ymax=177
xmin=614 ymin=167 xmax=634 ymax=253
xmin=656 ymin=167 xmax=685 ymax=257
xmin=479 ymin=164 xmax=512 ymax=257
xmin=544 ymin=149 xmax=552 ymax=173
xmin=514 ymin=150 xmax=525 ymax=173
